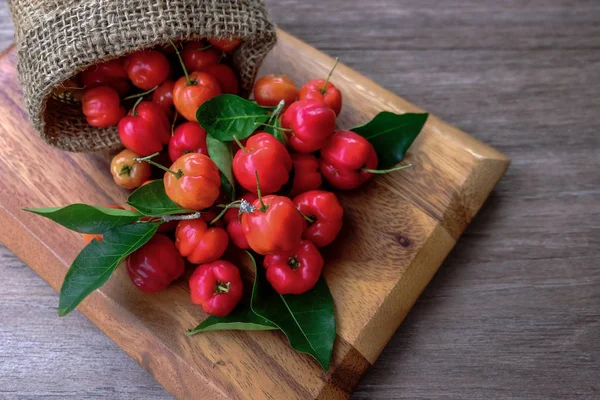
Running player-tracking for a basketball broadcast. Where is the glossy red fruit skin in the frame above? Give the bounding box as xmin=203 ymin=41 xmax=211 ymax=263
xmin=203 ymin=64 xmax=239 ymax=95
xmin=152 ymin=80 xmax=175 ymax=118
xmin=126 ymin=234 xmax=185 ymax=293
xmin=224 ymin=193 xmax=258 ymax=249
xmin=281 ymin=100 xmax=336 ymax=153
xmin=299 ymin=79 xmax=343 ymax=116
xmin=164 ymin=153 xmax=221 ymax=211
xmin=293 ymin=190 xmax=343 ymax=247
xmin=124 ymin=50 xmax=171 ymax=90
xmin=168 ymin=122 xmax=208 ymax=163
xmin=202 ymin=211 xmax=224 ymax=229
xmin=181 ymin=42 xmax=221 ymax=72
xmin=319 ymin=130 xmax=378 ymax=190
xmin=118 ymin=101 xmax=171 ymax=156
xmin=81 ymin=86 xmax=125 ymax=128
xmin=173 ymin=71 xmax=222 ymax=122
xmin=253 ymin=74 xmax=299 ymax=109
xmin=175 ymin=218 xmax=229 ymax=264
xmin=263 ymin=240 xmax=324 ymax=295
xmin=241 ymin=195 xmax=304 ymax=255
xmin=136 ymin=102 xmax=171 ymax=144
xmin=208 ymin=37 xmax=241 ymax=52
xmin=232 ymin=133 xmax=292 ymax=195
xmin=110 ymin=149 xmax=151 ymax=190
xmin=290 ymin=153 xmax=322 ymax=197
xmin=189 ymin=261 xmax=244 ymax=317
xmin=81 ymin=59 xmax=130 ymax=96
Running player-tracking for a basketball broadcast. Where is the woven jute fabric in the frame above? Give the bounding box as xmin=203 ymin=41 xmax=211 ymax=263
xmin=8 ymin=0 xmax=277 ymax=152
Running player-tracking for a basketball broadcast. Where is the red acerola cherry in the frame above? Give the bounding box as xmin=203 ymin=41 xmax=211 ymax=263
xmin=232 ymin=132 xmax=293 ymax=195
xmin=81 ymin=86 xmax=125 ymax=128
xmin=125 ymin=50 xmax=171 ymax=90
xmin=224 ymin=193 xmax=258 ymax=249
xmin=173 ymin=71 xmax=221 ymax=122
xmin=152 ymin=80 xmax=175 ymax=118
xmin=203 ymin=64 xmax=239 ymax=95
xmin=319 ymin=130 xmax=378 ymax=190
xmin=118 ymin=100 xmax=171 ymax=156
xmin=189 ymin=261 xmax=243 ymax=317
xmin=208 ymin=37 xmax=241 ymax=52
xmin=168 ymin=122 xmax=208 ymax=163
xmin=299 ymin=79 xmax=342 ymax=116
xmin=181 ymin=42 xmax=221 ymax=73
xmin=290 ymin=153 xmax=322 ymax=197
xmin=126 ymin=234 xmax=185 ymax=293
xmin=253 ymin=74 xmax=299 ymax=109
xmin=81 ymin=58 xmax=130 ymax=96
xmin=281 ymin=100 xmax=336 ymax=153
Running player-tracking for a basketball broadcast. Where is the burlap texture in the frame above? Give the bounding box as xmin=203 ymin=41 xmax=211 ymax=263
xmin=8 ymin=0 xmax=277 ymax=152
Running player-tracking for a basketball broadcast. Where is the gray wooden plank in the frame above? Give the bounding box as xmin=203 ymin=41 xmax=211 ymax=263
xmin=266 ymin=0 xmax=600 ymax=50
xmin=1 ymin=0 xmax=599 ymax=399
xmin=0 ymin=0 xmax=11 ymax=51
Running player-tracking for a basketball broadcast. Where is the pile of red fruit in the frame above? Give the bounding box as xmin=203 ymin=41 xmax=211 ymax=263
xmin=74 ymin=38 xmax=392 ymax=319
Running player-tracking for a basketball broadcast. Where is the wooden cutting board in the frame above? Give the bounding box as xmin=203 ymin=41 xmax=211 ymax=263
xmin=0 ymin=30 xmax=509 ymax=399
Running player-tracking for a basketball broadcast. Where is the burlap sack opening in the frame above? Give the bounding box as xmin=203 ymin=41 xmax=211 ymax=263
xmin=8 ymin=0 xmax=277 ymax=152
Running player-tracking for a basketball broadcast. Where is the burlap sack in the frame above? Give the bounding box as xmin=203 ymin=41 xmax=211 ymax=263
xmin=8 ymin=0 xmax=277 ymax=152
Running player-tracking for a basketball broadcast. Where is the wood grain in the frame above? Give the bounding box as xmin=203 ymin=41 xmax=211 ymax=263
xmin=2 ymin=1 xmax=599 ymax=399
xmin=0 ymin=23 xmax=507 ymax=400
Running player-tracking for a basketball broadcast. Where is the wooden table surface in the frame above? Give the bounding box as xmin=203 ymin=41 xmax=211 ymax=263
xmin=1 ymin=1 xmax=598 ymax=399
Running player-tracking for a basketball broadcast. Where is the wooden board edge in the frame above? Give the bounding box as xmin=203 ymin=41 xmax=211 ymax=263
xmin=351 ymin=223 xmax=457 ymax=363
xmin=0 ymin=44 xmax=15 ymax=59
xmin=351 ymin=154 xmax=508 ymax=363
xmin=0 ymin=205 xmax=232 ymax=400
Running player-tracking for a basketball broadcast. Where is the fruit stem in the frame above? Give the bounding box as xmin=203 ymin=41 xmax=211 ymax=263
xmin=161 ymin=212 xmax=202 ymax=222
xmin=123 ymin=85 xmax=159 ymax=101
xmin=297 ymin=210 xmax=316 ymax=224
xmin=255 ymin=122 xmax=292 ymax=132
xmin=254 ymin=170 xmax=268 ymax=212
xmin=130 ymin=96 xmax=144 ymax=116
xmin=185 ymin=43 xmax=213 ymax=52
xmin=171 ymin=110 xmax=178 ymax=136
xmin=168 ymin=38 xmax=196 ymax=86
xmin=321 ymin=57 xmax=340 ymax=94
xmin=256 ymin=103 xmax=278 ymax=109
xmin=118 ymin=164 xmax=132 ymax=176
xmin=134 ymin=152 xmax=184 ymax=179
xmin=215 ymin=280 xmax=231 ymax=294
xmin=287 ymin=256 xmax=301 ymax=270
xmin=267 ymin=100 xmax=286 ymax=124
xmin=209 ymin=200 xmax=242 ymax=225
xmin=233 ymin=135 xmax=248 ymax=153
xmin=362 ymin=164 xmax=413 ymax=174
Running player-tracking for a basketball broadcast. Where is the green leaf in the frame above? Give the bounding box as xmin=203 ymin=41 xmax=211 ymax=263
xmin=127 ymin=180 xmax=193 ymax=216
xmin=263 ymin=115 xmax=286 ymax=145
xmin=186 ymin=306 xmax=277 ymax=335
xmin=352 ymin=112 xmax=428 ymax=169
xmin=23 ymin=205 xmax=141 ymax=234
xmin=58 ymin=222 xmax=160 ymax=316
xmin=248 ymin=252 xmax=336 ymax=371
xmin=197 ymin=94 xmax=270 ymax=141
xmin=206 ymin=136 xmax=236 ymax=201
xmin=268 ymin=100 xmax=286 ymax=124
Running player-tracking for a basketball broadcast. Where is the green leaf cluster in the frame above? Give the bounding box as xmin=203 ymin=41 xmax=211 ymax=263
xmin=25 ymin=181 xmax=186 ymax=317
xmin=187 ymin=252 xmax=336 ymax=371
xmin=24 ymin=94 xmax=429 ymax=372
xmin=352 ymin=112 xmax=428 ymax=169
